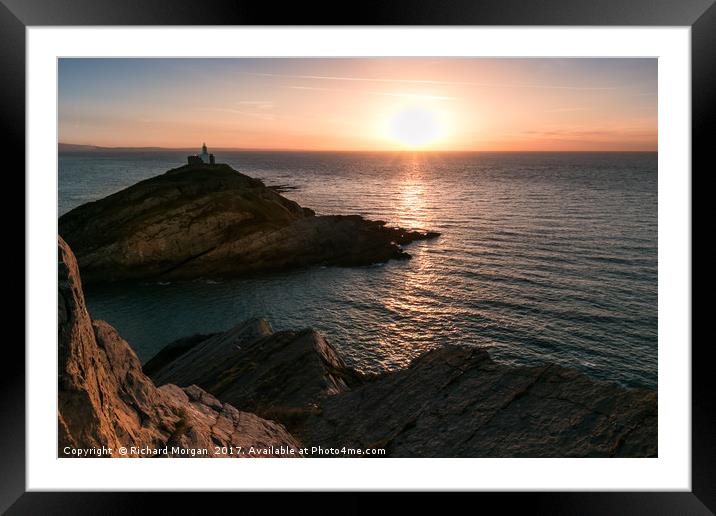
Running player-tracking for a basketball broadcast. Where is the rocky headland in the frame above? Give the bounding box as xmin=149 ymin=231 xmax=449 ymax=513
xmin=58 ymin=163 xmax=439 ymax=284
xmin=59 ymin=236 xmax=657 ymax=458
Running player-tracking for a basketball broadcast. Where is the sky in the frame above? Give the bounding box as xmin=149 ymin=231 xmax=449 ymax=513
xmin=58 ymin=58 xmax=657 ymax=151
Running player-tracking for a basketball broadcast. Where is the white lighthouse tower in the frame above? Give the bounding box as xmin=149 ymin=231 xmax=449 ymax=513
xmin=199 ymin=142 xmax=210 ymax=163
xmin=187 ymin=142 xmax=216 ymax=166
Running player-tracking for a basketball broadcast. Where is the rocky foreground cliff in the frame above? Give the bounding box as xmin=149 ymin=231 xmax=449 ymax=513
xmin=59 ymin=237 xmax=300 ymax=457
xmin=145 ymin=319 xmax=658 ymax=458
xmin=58 ymin=163 xmax=438 ymax=284
xmin=60 ymin=235 xmax=657 ymax=458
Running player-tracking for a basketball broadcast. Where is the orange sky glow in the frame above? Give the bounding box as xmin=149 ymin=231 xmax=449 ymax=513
xmin=59 ymin=58 xmax=657 ymax=152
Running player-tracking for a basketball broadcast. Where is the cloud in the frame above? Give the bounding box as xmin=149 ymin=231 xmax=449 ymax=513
xmin=236 ymin=100 xmax=274 ymax=109
xmin=287 ymin=85 xmax=455 ymax=101
xmin=250 ymin=72 xmax=618 ymax=91
xmin=198 ymin=100 xmax=276 ymax=121
xmin=200 ymin=107 xmax=276 ymax=121
xmin=543 ymin=107 xmax=590 ymax=113
xmin=522 ymin=127 xmax=656 ymax=139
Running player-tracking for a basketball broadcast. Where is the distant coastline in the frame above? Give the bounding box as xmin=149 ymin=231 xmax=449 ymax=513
xmin=59 ymin=142 xmax=659 ymax=154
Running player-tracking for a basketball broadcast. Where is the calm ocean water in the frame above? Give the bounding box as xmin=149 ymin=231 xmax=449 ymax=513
xmin=59 ymin=150 xmax=657 ymax=388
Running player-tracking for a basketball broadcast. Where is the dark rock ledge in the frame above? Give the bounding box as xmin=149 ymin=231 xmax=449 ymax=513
xmin=146 ymin=318 xmax=658 ymax=458
xmin=58 ymin=163 xmax=439 ymax=284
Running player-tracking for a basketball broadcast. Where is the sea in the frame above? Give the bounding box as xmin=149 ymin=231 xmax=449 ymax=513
xmin=58 ymin=150 xmax=658 ymax=389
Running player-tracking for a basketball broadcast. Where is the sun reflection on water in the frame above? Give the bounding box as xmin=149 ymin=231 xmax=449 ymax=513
xmin=375 ymin=154 xmax=448 ymax=364
xmin=394 ymin=154 xmax=431 ymax=230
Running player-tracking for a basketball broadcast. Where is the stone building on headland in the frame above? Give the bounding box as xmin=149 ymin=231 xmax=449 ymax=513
xmin=187 ymin=142 xmax=215 ymax=165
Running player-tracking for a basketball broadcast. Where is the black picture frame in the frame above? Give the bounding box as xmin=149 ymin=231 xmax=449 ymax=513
xmin=3 ymin=0 xmax=711 ymax=513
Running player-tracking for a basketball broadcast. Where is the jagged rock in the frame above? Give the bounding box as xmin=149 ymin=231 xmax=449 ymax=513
xmin=146 ymin=316 xmax=657 ymax=458
xmin=297 ymin=346 xmax=658 ymax=458
xmin=58 ymin=163 xmax=439 ymax=284
xmin=146 ymin=319 xmax=364 ymax=431
xmin=58 ymin=236 xmax=300 ymax=458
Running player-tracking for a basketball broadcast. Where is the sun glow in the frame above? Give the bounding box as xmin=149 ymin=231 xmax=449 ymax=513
xmin=388 ymin=107 xmax=443 ymax=149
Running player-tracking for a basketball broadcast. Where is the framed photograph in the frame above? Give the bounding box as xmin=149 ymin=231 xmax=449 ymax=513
xmin=6 ymin=0 xmax=711 ymax=512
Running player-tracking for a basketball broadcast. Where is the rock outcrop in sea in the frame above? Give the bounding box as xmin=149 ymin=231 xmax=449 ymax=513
xmin=58 ymin=163 xmax=439 ymax=284
xmin=58 ymin=236 xmax=300 ymax=457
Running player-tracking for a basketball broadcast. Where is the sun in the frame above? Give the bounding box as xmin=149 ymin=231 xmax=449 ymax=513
xmin=389 ymin=107 xmax=441 ymax=149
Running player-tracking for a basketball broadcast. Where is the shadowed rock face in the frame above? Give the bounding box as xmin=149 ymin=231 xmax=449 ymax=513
xmin=147 ymin=319 xmax=658 ymax=458
xmin=145 ymin=319 xmax=365 ymax=432
xmin=297 ymin=346 xmax=657 ymax=458
xmin=58 ymin=236 xmax=300 ymax=457
xmin=58 ymin=163 xmax=439 ymax=284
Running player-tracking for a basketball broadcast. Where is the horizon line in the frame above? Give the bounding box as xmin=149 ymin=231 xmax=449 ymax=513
xmin=59 ymin=142 xmax=658 ymax=153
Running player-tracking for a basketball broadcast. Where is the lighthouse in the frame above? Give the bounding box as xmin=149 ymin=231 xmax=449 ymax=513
xmin=199 ymin=142 xmax=210 ymax=163
xmin=187 ymin=143 xmax=216 ymax=165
